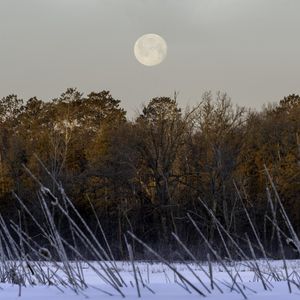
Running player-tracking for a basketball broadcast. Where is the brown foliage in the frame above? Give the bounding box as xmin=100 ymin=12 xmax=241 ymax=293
xmin=1 ymin=89 xmax=300 ymax=253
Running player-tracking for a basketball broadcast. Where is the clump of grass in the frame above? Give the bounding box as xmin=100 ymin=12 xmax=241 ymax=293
xmin=0 ymin=158 xmax=298 ymax=299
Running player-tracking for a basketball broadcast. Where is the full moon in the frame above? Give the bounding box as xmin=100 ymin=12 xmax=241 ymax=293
xmin=134 ymin=34 xmax=167 ymax=66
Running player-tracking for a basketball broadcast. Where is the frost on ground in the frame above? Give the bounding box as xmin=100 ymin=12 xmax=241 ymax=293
xmin=1 ymin=260 xmax=300 ymax=299
xmin=3 ymin=165 xmax=299 ymax=299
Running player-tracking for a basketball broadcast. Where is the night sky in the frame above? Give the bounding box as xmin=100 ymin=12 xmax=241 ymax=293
xmin=1 ymin=0 xmax=300 ymax=117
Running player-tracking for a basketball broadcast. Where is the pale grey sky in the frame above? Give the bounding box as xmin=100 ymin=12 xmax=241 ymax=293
xmin=0 ymin=0 xmax=300 ymax=117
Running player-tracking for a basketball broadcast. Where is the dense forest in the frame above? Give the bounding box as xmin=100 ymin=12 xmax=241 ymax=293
xmin=0 ymin=89 xmax=299 ymax=258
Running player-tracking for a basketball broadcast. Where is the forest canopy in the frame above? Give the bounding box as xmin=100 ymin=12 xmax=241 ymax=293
xmin=0 ymin=89 xmax=299 ymax=258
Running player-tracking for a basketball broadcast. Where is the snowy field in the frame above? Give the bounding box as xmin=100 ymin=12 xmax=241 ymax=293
xmin=1 ymin=260 xmax=300 ymax=299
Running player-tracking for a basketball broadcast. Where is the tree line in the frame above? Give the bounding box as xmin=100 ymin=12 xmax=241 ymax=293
xmin=0 ymin=88 xmax=300 ymax=258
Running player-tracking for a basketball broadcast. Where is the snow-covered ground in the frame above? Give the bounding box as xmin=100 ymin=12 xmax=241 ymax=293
xmin=1 ymin=260 xmax=300 ymax=299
